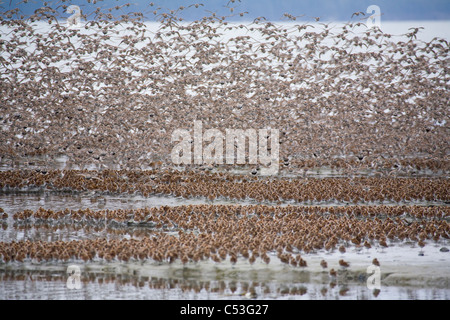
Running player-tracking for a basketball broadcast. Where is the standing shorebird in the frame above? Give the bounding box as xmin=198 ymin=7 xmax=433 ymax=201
xmin=418 ymin=240 xmax=426 ymax=256
xmin=379 ymin=239 xmax=388 ymax=253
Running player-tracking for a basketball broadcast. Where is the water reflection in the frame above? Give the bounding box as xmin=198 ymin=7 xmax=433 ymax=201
xmin=0 ymin=268 xmax=448 ymax=300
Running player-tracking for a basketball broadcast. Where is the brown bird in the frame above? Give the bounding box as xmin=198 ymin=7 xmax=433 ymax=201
xmin=329 ymin=268 xmax=337 ymax=277
xmin=418 ymin=240 xmax=426 ymax=249
xmin=418 ymin=240 xmax=426 ymax=255
xmin=298 ymin=258 xmax=307 ymax=267
xmin=351 ymin=11 xmax=365 ymax=18
xmin=339 ymin=259 xmax=350 ymax=268
xmin=351 ymin=237 xmax=361 ymax=246
xmin=372 ymin=258 xmax=380 ymax=266
xmin=372 ymin=289 xmax=381 ymax=298
xmin=262 ymin=254 xmax=270 ymax=265
xmin=379 ymin=239 xmax=388 ymax=251
xmin=320 ymin=259 xmax=328 ymax=269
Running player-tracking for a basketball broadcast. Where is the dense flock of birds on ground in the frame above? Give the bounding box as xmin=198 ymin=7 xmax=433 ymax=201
xmin=1 ymin=203 xmax=448 ymax=265
xmin=0 ymin=170 xmax=449 ymax=267
xmin=0 ymin=169 xmax=449 ymax=202
xmin=0 ymin=1 xmax=448 ymax=173
xmin=0 ymin=1 xmax=448 ymax=297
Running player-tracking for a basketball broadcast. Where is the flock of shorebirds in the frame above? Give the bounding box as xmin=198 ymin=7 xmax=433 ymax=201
xmin=1 ymin=203 xmax=448 ymax=267
xmin=0 ymin=169 xmax=448 ymax=269
xmin=0 ymin=169 xmax=448 ymax=203
xmin=0 ymin=3 xmax=448 ymax=298
xmin=0 ymin=3 xmax=448 ymax=174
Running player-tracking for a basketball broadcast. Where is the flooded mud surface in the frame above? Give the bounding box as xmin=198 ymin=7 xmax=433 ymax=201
xmin=0 ymin=171 xmax=448 ymax=300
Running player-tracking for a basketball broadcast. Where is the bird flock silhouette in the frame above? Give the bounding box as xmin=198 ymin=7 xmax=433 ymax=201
xmin=0 ymin=1 xmax=449 ymax=297
xmin=1 ymin=1 xmax=448 ymax=174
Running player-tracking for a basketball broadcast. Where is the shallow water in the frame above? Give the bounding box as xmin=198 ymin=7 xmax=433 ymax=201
xmin=0 ymin=188 xmax=449 ymax=300
xmin=1 ymin=273 xmax=448 ymax=300
xmin=1 ymin=154 xmax=447 ymax=179
xmin=1 ymin=247 xmax=449 ymax=300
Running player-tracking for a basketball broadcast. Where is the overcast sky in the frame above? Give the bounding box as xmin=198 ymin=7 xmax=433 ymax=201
xmin=3 ymin=0 xmax=450 ymax=21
